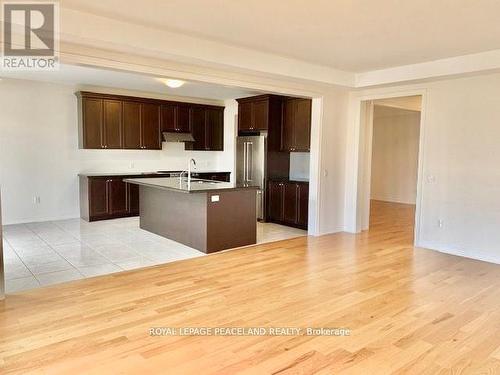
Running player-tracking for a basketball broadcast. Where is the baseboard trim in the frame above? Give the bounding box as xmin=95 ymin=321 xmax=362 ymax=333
xmin=4 ymin=214 xmax=80 ymax=226
xmin=417 ymin=241 xmax=500 ymax=265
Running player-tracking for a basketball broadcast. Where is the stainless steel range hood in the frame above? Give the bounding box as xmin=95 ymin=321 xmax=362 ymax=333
xmin=162 ymin=132 xmax=195 ymax=143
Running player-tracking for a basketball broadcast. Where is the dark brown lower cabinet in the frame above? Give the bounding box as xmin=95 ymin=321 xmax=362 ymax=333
xmin=80 ymin=172 xmax=231 ymax=221
xmin=81 ymin=177 xmax=137 ymax=221
xmin=108 ymin=179 xmax=128 ymax=216
xmin=126 ymin=182 xmax=140 ymax=216
xmin=267 ymin=180 xmax=308 ymax=229
xmin=268 ymin=181 xmax=285 ymax=222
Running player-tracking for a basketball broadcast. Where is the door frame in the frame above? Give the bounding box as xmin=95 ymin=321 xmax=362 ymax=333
xmin=347 ymin=89 xmax=428 ymax=246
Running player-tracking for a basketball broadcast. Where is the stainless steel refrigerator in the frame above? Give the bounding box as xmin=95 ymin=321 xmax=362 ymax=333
xmin=237 ymin=135 xmax=267 ymax=220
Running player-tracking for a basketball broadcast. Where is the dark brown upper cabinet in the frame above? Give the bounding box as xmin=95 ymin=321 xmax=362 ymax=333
xmin=185 ymin=106 xmax=224 ymax=151
xmin=189 ymin=106 xmax=207 ymax=151
xmin=161 ymin=103 xmax=191 ymax=133
xmin=78 ymin=92 xmax=223 ymax=151
xmin=103 ymin=100 xmax=123 ymax=149
xmin=122 ymin=101 xmax=161 ymax=150
xmin=123 ymin=101 xmax=141 ymax=149
xmin=281 ymin=98 xmax=312 ymax=152
xmin=141 ymin=103 xmax=161 ymax=149
xmin=80 ymin=97 xmax=103 ymax=149
xmin=236 ymin=95 xmax=270 ymax=132
xmin=206 ymin=108 xmax=224 ymax=151
xmin=79 ymin=97 xmax=123 ymax=149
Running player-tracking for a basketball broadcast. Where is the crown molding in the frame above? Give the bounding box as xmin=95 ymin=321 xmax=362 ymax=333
xmin=355 ymin=49 xmax=500 ymax=87
xmin=58 ymin=8 xmax=355 ymax=88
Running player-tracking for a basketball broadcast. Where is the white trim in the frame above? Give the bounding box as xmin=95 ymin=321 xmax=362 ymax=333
xmin=53 ymin=8 xmax=355 ymax=87
xmin=418 ymin=241 xmax=500 ymax=266
xmin=360 ymin=101 xmax=374 ymax=231
xmin=346 ymin=89 xmax=428 ymax=248
xmin=356 ymin=49 xmax=500 ymax=87
xmin=308 ymin=97 xmax=324 ymax=236
xmin=3 ymin=214 xmax=80 ymax=226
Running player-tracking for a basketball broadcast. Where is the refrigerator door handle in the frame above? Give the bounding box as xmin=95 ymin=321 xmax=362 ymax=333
xmin=247 ymin=142 xmax=253 ymax=182
xmin=243 ymin=142 xmax=248 ymax=182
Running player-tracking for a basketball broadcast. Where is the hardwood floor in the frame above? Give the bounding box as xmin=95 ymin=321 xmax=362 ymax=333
xmin=1 ymin=201 xmax=500 ymax=374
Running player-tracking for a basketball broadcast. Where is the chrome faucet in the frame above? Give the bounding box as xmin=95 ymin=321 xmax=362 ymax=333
xmin=179 ymin=159 xmax=196 ymax=190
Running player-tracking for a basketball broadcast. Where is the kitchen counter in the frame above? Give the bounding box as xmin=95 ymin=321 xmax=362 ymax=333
xmin=128 ymin=177 xmax=257 ymax=253
xmin=78 ymin=170 xmax=230 ymax=177
xmin=269 ymin=178 xmax=309 ymax=183
xmin=125 ymin=177 xmax=258 ymax=193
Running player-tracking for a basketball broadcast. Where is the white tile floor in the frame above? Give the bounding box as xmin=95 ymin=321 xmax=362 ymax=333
xmin=2 ymin=217 xmax=306 ymax=293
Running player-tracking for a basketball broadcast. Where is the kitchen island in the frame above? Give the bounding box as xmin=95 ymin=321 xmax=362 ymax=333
xmin=125 ymin=177 xmax=258 ymax=253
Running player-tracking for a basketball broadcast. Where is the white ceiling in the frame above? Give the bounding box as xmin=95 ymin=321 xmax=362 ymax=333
xmin=62 ymin=0 xmax=500 ymax=73
xmin=0 ymin=65 xmax=261 ymax=100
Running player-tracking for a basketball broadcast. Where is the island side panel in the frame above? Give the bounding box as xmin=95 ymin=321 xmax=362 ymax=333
xmin=139 ymin=186 xmax=208 ymax=252
xmin=206 ymin=189 xmax=257 ymax=253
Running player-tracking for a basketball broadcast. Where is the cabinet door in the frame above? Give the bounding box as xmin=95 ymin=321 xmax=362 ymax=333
xmin=127 ymin=183 xmax=140 ymax=216
xmin=268 ymin=181 xmax=284 ymax=222
xmin=281 ymin=99 xmax=295 ymax=151
xmin=294 ymin=99 xmax=312 ymax=152
xmin=89 ymin=178 xmax=109 ymax=218
xmin=160 ymin=103 xmax=176 ymax=132
xmin=206 ymin=108 xmax=224 ymax=151
xmin=123 ymin=101 xmax=141 ymax=149
xmin=283 ymin=183 xmax=298 ymax=224
xmin=238 ymin=101 xmax=253 ymax=131
xmin=176 ymin=104 xmax=191 ymax=132
xmin=252 ymin=99 xmax=269 ymax=130
xmin=108 ymin=179 xmax=128 ymax=216
xmin=141 ymin=103 xmax=161 ymax=149
xmin=190 ymin=107 xmax=207 ymax=150
xmin=297 ymin=183 xmax=309 ymax=228
xmin=103 ymin=100 xmax=123 ymax=149
xmin=82 ymin=98 xmax=103 ymax=149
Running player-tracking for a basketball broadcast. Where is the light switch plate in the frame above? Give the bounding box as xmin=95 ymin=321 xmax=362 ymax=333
xmin=211 ymin=195 xmax=220 ymax=202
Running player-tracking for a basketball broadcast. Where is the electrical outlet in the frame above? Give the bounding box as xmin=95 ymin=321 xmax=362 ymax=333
xmin=438 ymin=219 xmax=444 ymax=228
xmin=33 ymin=196 xmax=41 ymax=204
xmin=129 ymin=162 xmax=135 ymax=169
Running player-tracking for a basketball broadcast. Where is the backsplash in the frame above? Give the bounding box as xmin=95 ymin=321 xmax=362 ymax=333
xmin=289 ymin=152 xmax=310 ymax=181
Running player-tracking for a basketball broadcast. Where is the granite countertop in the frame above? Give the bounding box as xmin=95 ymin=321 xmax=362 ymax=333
xmin=78 ymin=171 xmax=229 ymax=177
xmin=270 ymin=178 xmax=310 ymax=183
xmin=125 ymin=177 xmax=258 ymax=193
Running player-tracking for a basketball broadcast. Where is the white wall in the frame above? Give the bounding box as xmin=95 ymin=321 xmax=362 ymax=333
xmin=348 ymin=72 xmax=500 ymax=264
xmin=370 ymin=105 xmax=420 ymax=204
xmin=317 ymin=89 xmax=349 ymax=234
xmin=0 ymin=78 xmax=232 ymax=224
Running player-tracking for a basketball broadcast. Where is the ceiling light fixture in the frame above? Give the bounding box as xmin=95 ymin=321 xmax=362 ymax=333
xmin=164 ymin=79 xmax=185 ymax=88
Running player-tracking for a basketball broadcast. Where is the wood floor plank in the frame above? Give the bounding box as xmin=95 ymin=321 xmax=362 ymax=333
xmin=1 ymin=200 xmax=500 ymax=374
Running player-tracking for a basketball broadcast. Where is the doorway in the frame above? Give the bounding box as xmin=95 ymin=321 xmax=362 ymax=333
xmin=358 ymin=95 xmax=423 ymax=242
